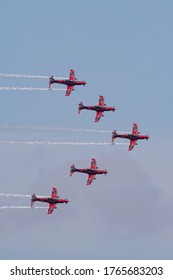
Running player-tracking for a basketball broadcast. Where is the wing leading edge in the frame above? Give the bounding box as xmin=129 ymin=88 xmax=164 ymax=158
xmin=128 ymin=140 xmax=137 ymax=151
xmin=95 ymin=96 xmax=105 ymax=122
xmin=128 ymin=124 xmax=138 ymax=151
xmin=86 ymin=158 xmax=97 ymax=185
xmin=98 ymin=95 xmax=105 ymax=107
xmin=48 ymin=203 xmax=56 ymax=214
xmin=90 ymin=158 xmax=97 ymax=170
xmin=95 ymin=111 xmax=103 ymax=122
xmin=132 ymin=123 xmax=138 ymax=135
xmin=66 ymin=69 xmax=75 ymax=96
xmin=51 ymin=187 xmax=57 ymax=198
xmin=87 ymin=174 xmax=96 ymax=185
xmin=66 ymin=85 xmax=74 ymax=96
xmin=47 ymin=187 xmax=57 ymax=214
xmin=69 ymin=69 xmax=75 ymax=81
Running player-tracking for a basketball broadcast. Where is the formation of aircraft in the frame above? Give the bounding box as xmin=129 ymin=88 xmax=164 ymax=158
xmin=29 ymin=123 xmax=149 ymax=214
xmin=31 ymin=187 xmax=69 ymax=214
xmin=70 ymin=158 xmax=108 ymax=185
xmin=0 ymin=69 xmax=150 ymax=214
xmin=78 ymin=95 xmax=116 ymax=122
xmin=112 ymin=123 xmax=149 ymax=151
xmin=48 ymin=69 xmax=86 ymax=96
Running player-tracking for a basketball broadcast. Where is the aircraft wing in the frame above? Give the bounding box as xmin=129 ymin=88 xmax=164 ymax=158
xmin=87 ymin=174 xmax=96 ymax=185
xmin=69 ymin=69 xmax=75 ymax=81
xmin=95 ymin=111 xmax=103 ymax=122
xmin=51 ymin=187 xmax=57 ymax=199
xmin=132 ymin=123 xmax=138 ymax=135
xmin=66 ymin=85 xmax=74 ymax=96
xmin=98 ymin=95 xmax=104 ymax=107
xmin=90 ymin=158 xmax=97 ymax=170
xmin=48 ymin=203 xmax=56 ymax=214
xmin=128 ymin=140 xmax=137 ymax=151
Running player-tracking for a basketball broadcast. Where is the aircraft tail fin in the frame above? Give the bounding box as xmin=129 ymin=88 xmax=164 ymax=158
xmin=65 ymin=198 xmax=69 ymax=204
xmin=70 ymin=164 xmax=76 ymax=176
xmin=30 ymin=194 xmax=36 ymax=207
xmin=48 ymin=75 xmax=55 ymax=89
xmin=112 ymin=130 xmax=117 ymax=143
xmin=78 ymin=102 xmax=84 ymax=114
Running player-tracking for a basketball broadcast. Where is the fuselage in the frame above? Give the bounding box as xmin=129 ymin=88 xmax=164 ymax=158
xmin=81 ymin=105 xmax=115 ymax=112
xmin=113 ymin=133 xmax=149 ymax=141
xmin=34 ymin=197 xmax=68 ymax=204
xmin=73 ymin=168 xmax=107 ymax=175
xmin=51 ymin=79 xmax=86 ymax=86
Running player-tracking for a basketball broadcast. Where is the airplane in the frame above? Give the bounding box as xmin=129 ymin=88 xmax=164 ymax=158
xmin=70 ymin=158 xmax=108 ymax=185
xmin=48 ymin=69 xmax=86 ymax=96
xmin=112 ymin=123 xmax=149 ymax=151
xmin=30 ymin=187 xmax=69 ymax=214
xmin=78 ymin=95 xmax=116 ymax=122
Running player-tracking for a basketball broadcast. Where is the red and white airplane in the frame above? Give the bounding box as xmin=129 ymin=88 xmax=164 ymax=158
xmin=78 ymin=95 xmax=116 ymax=122
xmin=112 ymin=123 xmax=149 ymax=151
xmin=31 ymin=187 xmax=69 ymax=214
xmin=48 ymin=69 xmax=86 ymax=96
xmin=70 ymin=158 xmax=108 ymax=185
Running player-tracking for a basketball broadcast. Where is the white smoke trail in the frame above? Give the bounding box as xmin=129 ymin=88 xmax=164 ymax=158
xmin=0 ymin=140 xmax=128 ymax=145
xmin=0 ymin=73 xmax=49 ymax=79
xmin=0 ymin=73 xmax=66 ymax=79
xmin=0 ymin=123 xmax=130 ymax=134
xmin=0 ymin=193 xmax=50 ymax=198
xmin=0 ymin=206 xmax=48 ymax=209
xmin=0 ymin=123 xmax=113 ymax=134
xmin=0 ymin=193 xmax=31 ymax=198
xmin=0 ymin=87 xmax=65 ymax=91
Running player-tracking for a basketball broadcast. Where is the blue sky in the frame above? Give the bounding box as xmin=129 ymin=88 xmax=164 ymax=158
xmin=0 ymin=0 xmax=173 ymax=259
